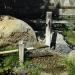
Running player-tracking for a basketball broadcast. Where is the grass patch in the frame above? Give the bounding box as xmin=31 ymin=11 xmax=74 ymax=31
xmin=63 ymin=31 xmax=75 ymax=46
xmin=0 ymin=53 xmax=19 ymax=73
xmin=13 ymin=60 xmax=42 ymax=75
xmin=63 ymin=57 xmax=75 ymax=75
xmin=0 ymin=45 xmax=17 ymax=51
xmin=0 ymin=54 xmax=42 ymax=75
xmin=24 ymin=61 xmax=42 ymax=75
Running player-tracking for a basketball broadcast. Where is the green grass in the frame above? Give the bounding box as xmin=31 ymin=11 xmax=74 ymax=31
xmin=24 ymin=61 xmax=42 ymax=75
xmin=63 ymin=31 xmax=75 ymax=46
xmin=12 ymin=60 xmax=42 ymax=75
xmin=0 ymin=55 xmax=42 ymax=75
xmin=0 ymin=45 xmax=17 ymax=51
xmin=63 ymin=58 xmax=75 ymax=75
xmin=0 ymin=53 xmax=19 ymax=73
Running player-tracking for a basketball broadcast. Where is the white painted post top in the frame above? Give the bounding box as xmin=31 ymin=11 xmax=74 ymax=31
xmin=46 ymin=12 xmax=52 ymax=24
xmin=19 ymin=40 xmax=24 ymax=44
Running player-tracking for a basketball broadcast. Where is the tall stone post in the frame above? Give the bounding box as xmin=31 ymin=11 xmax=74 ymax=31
xmin=45 ymin=12 xmax=52 ymax=46
xmin=19 ymin=40 xmax=24 ymax=66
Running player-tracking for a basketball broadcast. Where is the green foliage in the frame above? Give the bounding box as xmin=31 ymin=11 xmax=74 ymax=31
xmin=63 ymin=58 xmax=75 ymax=75
xmin=13 ymin=60 xmax=42 ymax=75
xmin=3 ymin=54 xmax=18 ymax=67
xmin=62 ymin=15 xmax=75 ymax=20
xmin=24 ymin=61 xmax=42 ymax=75
xmin=63 ymin=30 xmax=75 ymax=46
xmin=0 ymin=56 xmax=42 ymax=75
xmin=27 ymin=65 xmax=41 ymax=75
xmin=0 ymin=53 xmax=19 ymax=73
xmin=63 ymin=30 xmax=68 ymax=37
xmin=0 ymin=45 xmax=17 ymax=51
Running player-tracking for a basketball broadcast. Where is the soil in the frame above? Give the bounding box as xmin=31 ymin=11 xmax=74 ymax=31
xmin=30 ymin=53 xmax=66 ymax=74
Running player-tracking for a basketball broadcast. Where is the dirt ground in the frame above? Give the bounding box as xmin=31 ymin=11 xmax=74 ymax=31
xmin=30 ymin=53 xmax=67 ymax=75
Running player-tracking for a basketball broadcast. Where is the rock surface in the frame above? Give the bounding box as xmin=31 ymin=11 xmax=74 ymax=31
xmin=46 ymin=32 xmax=71 ymax=53
xmin=56 ymin=33 xmax=71 ymax=53
xmin=0 ymin=16 xmax=36 ymax=50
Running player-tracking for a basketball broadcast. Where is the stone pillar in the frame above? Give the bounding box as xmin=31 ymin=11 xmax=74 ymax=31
xmin=45 ymin=12 xmax=52 ymax=46
xmin=19 ymin=40 xmax=24 ymax=66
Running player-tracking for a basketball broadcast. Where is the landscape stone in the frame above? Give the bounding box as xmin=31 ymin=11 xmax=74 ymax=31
xmin=0 ymin=16 xmax=36 ymax=50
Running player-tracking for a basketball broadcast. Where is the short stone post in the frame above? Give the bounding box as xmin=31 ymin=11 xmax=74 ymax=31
xmin=19 ymin=40 xmax=24 ymax=66
xmin=45 ymin=12 xmax=52 ymax=46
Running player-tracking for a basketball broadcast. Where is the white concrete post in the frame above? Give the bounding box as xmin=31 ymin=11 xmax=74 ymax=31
xmin=45 ymin=12 xmax=52 ymax=46
xmin=19 ymin=40 xmax=24 ymax=65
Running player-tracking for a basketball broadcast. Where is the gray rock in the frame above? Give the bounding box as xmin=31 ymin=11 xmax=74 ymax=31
xmin=56 ymin=33 xmax=71 ymax=53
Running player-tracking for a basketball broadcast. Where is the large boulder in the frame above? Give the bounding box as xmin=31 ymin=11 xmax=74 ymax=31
xmin=0 ymin=16 xmax=36 ymax=50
